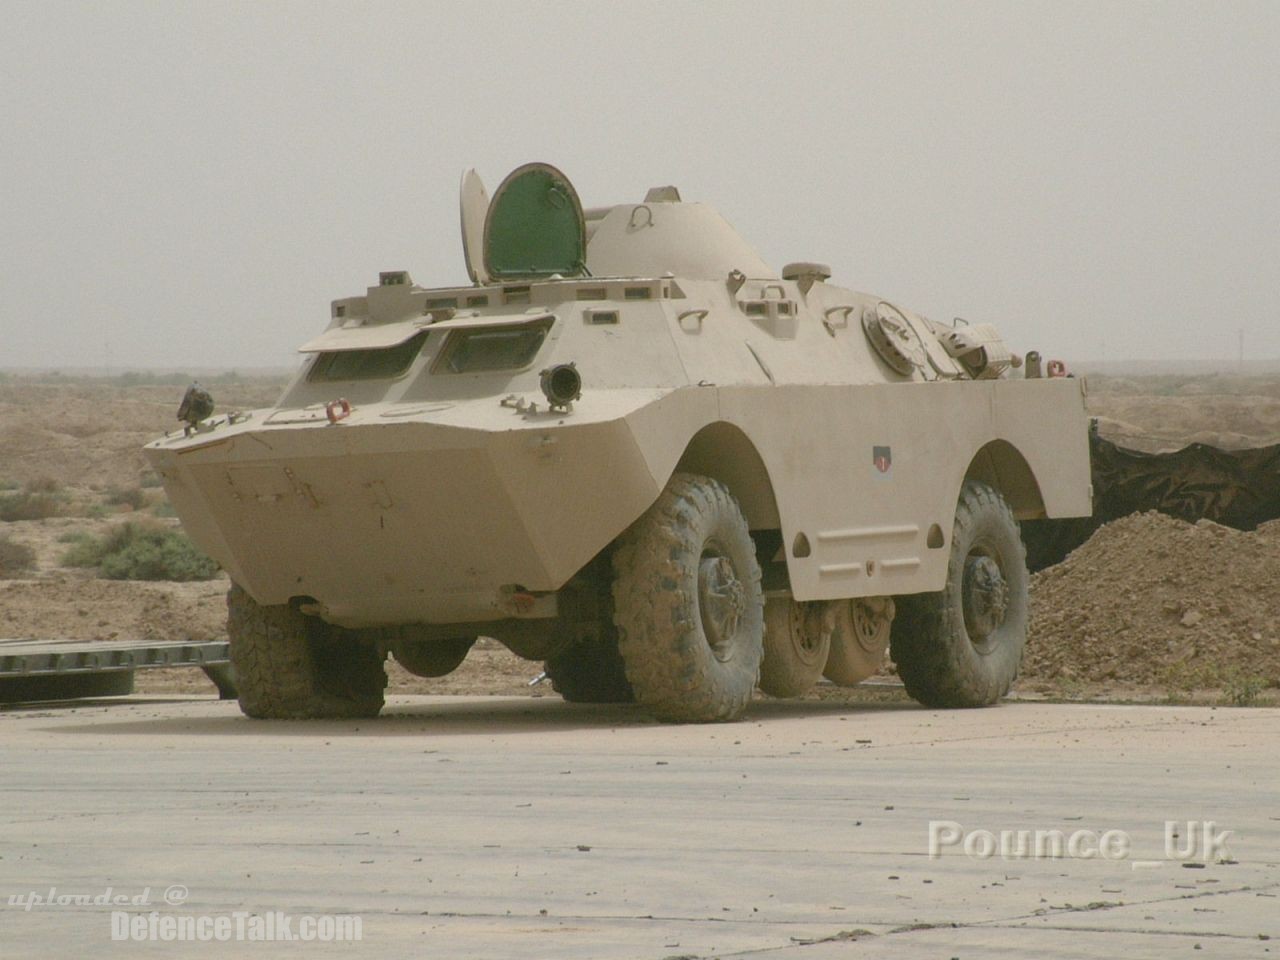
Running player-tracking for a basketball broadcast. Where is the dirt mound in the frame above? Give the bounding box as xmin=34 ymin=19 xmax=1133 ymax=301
xmin=1024 ymin=512 xmax=1280 ymax=689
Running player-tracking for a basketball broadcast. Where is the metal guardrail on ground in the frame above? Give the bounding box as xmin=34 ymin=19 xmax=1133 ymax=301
xmin=0 ymin=638 xmax=237 ymax=703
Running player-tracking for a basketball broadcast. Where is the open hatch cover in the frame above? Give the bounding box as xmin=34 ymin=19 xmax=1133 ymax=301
xmin=482 ymin=162 xmax=587 ymax=281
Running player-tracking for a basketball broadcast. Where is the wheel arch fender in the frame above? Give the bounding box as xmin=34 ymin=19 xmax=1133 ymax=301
xmin=962 ymin=439 xmax=1047 ymax=520
xmin=671 ymin=421 xmax=781 ymax=529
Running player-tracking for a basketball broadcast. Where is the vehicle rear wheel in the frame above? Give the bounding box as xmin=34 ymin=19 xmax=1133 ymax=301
xmin=612 ymin=473 xmax=764 ymax=722
xmin=227 ymin=584 xmax=386 ymax=719
xmin=890 ymin=482 xmax=1028 ymax=707
xmin=823 ymin=597 xmax=894 ymax=687
xmin=758 ymin=599 xmax=829 ymax=697
xmin=544 ymin=631 xmax=634 ymax=704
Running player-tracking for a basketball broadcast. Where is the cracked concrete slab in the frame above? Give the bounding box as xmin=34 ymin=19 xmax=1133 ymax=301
xmin=1 ymin=696 xmax=1276 ymax=957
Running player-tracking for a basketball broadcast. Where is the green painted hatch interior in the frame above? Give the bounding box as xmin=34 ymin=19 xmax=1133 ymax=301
xmin=483 ymin=162 xmax=586 ymax=280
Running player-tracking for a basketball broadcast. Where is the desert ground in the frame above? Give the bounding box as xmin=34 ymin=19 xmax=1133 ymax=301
xmin=1 ymin=368 xmax=1278 ymax=705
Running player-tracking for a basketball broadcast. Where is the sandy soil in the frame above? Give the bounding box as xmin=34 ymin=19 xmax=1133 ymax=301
xmin=1 ymin=371 xmax=1278 ymax=704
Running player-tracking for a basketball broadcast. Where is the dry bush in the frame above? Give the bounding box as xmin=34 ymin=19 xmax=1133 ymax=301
xmin=25 ymin=477 xmax=61 ymax=494
xmin=0 ymin=535 xmax=37 ymax=578
xmin=61 ymin=522 xmax=219 ymax=581
xmin=105 ymin=486 xmax=147 ymax=510
xmin=0 ymin=479 xmax=65 ymax=521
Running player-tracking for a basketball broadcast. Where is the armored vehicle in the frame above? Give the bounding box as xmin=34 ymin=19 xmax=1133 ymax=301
xmin=145 ymin=163 xmax=1092 ymax=722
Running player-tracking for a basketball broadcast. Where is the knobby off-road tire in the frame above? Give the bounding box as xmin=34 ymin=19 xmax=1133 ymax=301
xmin=890 ymin=481 xmax=1028 ymax=708
xmin=544 ymin=632 xmax=635 ymax=704
xmin=612 ymin=473 xmax=764 ymax=722
xmin=758 ymin=599 xmax=830 ymax=698
xmin=228 ymin=584 xmax=387 ymax=719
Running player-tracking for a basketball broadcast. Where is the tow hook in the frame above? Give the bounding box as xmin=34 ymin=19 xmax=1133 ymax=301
xmin=325 ymin=398 xmax=352 ymax=424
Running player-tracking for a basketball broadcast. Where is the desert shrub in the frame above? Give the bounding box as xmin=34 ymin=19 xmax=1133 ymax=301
xmin=1220 ymin=667 xmax=1265 ymax=707
xmin=105 ymin=486 xmax=147 ymax=510
xmin=0 ymin=482 xmax=64 ymax=521
xmin=151 ymin=498 xmax=177 ymax=518
xmin=1162 ymin=660 xmax=1267 ymax=707
xmin=60 ymin=522 xmax=218 ymax=581
xmin=61 ymin=531 xmax=109 ymax=567
xmin=25 ymin=477 xmax=61 ymax=494
xmin=139 ymin=472 xmax=165 ymax=489
xmin=0 ymin=536 xmax=36 ymax=578
xmin=1159 ymin=660 xmax=1218 ymax=703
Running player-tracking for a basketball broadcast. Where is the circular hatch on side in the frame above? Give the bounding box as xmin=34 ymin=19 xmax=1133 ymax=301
xmin=863 ymin=301 xmax=927 ymax=375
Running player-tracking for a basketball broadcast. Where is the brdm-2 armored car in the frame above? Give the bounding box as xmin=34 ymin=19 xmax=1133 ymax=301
xmin=145 ymin=163 xmax=1092 ymax=721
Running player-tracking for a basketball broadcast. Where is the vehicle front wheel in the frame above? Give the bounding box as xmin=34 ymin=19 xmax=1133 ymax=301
xmin=611 ymin=473 xmax=764 ymax=722
xmin=890 ymin=482 xmax=1028 ymax=707
xmin=228 ymin=584 xmax=386 ymax=719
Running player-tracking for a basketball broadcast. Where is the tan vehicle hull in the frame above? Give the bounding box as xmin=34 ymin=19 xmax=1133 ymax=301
xmin=146 ymin=163 xmax=1093 ymax=720
xmin=147 ymin=374 xmax=1088 ymax=627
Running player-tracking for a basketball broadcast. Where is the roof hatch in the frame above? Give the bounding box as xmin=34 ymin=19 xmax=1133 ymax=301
xmin=459 ymin=168 xmax=491 ymax=285
xmin=483 ymin=162 xmax=586 ymax=281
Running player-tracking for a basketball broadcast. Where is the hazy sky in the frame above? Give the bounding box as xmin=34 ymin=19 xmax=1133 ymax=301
xmin=2 ymin=1 xmax=1277 ymax=370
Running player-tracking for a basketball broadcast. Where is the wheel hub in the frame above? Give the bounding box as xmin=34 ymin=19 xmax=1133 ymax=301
xmin=789 ymin=603 xmax=826 ymax=664
xmin=699 ymin=555 xmax=745 ymax=661
xmin=851 ymin=596 xmax=895 ymax=653
xmin=962 ymin=554 xmax=1008 ymax=641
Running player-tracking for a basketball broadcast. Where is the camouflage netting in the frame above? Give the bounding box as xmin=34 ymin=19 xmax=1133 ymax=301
xmin=1023 ymin=430 xmax=1280 ymax=570
xmin=1022 ymin=512 xmax=1280 ymax=690
xmin=1091 ymin=434 xmax=1280 ymax=529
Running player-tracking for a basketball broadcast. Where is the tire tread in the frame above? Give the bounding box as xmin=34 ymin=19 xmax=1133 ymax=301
xmin=890 ymin=482 xmax=1027 ymax=708
xmin=228 ymin=584 xmax=386 ymax=719
xmin=611 ymin=474 xmax=763 ymax=722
